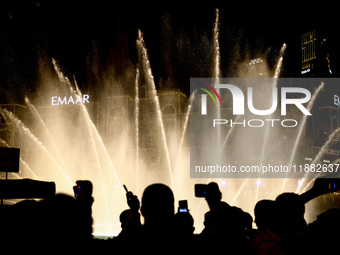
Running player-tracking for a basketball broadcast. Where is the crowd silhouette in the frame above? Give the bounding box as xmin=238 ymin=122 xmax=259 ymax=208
xmin=0 ymin=178 xmax=339 ymax=254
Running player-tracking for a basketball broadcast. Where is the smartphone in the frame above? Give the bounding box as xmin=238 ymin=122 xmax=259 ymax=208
xmin=73 ymin=180 xmax=93 ymax=198
xmin=178 ymin=200 xmax=188 ymax=213
xmin=195 ymin=184 xmax=208 ymax=197
xmin=123 ymin=184 xmax=133 ymax=200
xmin=73 ymin=185 xmax=82 ymax=198
xmin=329 ymin=179 xmax=340 ymax=192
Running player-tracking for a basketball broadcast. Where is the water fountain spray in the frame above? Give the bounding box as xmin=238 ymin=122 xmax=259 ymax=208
xmin=136 ymin=29 xmax=173 ymax=187
xmin=282 ymin=82 xmax=325 ymax=193
xmin=0 ymin=108 xmax=73 ymax=185
xmin=25 ymin=96 xmax=69 ymax=176
xmin=135 ymin=68 xmax=140 ymax=193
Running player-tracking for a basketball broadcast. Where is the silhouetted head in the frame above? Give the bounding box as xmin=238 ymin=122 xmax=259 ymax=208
xmin=120 ymin=209 xmax=131 ymax=229
xmin=141 ymin=183 xmax=174 ymax=226
xmin=275 ymin=192 xmax=306 ymax=239
xmin=305 ymin=208 xmax=340 ymax=254
xmin=276 ymin=192 xmax=305 ymax=220
xmin=205 ymin=182 xmax=222 ymax=210
xmin=13 ymin=200 xmax=40 ymax=246
xmin=39 ymin=194 xmax=81 ymax=243
xmin=119 ymin=208 xmax=141 ymax=232
xmin=254 ymin=199 xmax=277 ymax=231
xmin=243 ymin=211 xmax=254 ymax=231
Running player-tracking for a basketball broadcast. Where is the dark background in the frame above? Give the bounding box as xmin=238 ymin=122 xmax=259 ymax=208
xmin=1 ymin=0 xmax=339 ymax=103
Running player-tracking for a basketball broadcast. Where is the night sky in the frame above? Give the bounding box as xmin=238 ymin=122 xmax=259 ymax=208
xmin=1 ymin=1 xmax=339 ymax=103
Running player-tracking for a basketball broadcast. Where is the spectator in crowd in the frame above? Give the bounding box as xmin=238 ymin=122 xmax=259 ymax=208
xmin=199 ymin=182 xmax=251 ymax=254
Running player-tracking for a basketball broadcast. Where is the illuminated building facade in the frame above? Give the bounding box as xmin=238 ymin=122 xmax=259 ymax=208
xmin=248 ymin=58 xmax=268 ymax=77
xmin=301 ymin=29 xmax=332 ymax=77
xmin=0 ymin=90 xmax=188 ymax=182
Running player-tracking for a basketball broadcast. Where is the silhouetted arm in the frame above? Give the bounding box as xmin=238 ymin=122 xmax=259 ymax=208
xmin=300 ymin=178 xmax=340 ymax=204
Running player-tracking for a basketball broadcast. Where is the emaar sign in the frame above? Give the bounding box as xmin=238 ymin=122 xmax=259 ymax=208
xmin=51 ymin=95 xmax=90 ymax=106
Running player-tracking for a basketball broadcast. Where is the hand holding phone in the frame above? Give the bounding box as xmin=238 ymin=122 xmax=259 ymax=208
xmin=312 ymin=178 xmax=340 ymax=194
xmin=300 ymin=178 xmax=340 ymax=204
xmin=124 ymin=185 xmax=140 ymax=211
xmin=73 ymin=180 xmax=94 ymax=209
xmin=73 ymin=180 xmax=93 ymax=199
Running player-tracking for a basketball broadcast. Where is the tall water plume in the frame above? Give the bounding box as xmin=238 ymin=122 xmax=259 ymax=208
xmin=136 ymin=30 xmax=173 ymax=187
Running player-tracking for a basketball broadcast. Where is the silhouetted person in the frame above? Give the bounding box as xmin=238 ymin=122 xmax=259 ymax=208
xmin=38 ymin=194 xmax=95 ymax=253
xmin=299 ymin=178 xmax=340 ymax=254
xmin=115 ymin=185 xmax=141 ymax=240
xmin=251 ymin=178 xmax=340 ymax=255
xmin=173 ymin=211 xmax=195 ymax=238
xmin=9 ymin=200 xmax=40 ymax=253
xmin=140 ymin=183 xmax=175 ymax=236
xmin=199 ymin=182 xmax=250 ymax=254
xmin=254 ymin=199 xmax=277 ymax=231
xmin=117 ymin=208 xmax=141 ymax=239
xmin=73 ymin=180 xmax=94 ymax=240
xmin=119 ymin=209 xmax=132 ymax=229
xmin=242 ymin=210 xmax=255 ymax=240
xmin=205 ymin=182 xmax=228 ymax=211
xmin=250 ymin=199 xmax=285 ymax=255
xmin=114 ymin=183 xmax=176 ymax=253
xmin=251 ymin=193 xmax=305 ymax=255
xmin=200 ymin=182 xmax=230 ymax=240
xmin=173 ymin=208 xmax=197 ymax=252
xmin=304 ymin=208 xmax=340 ymax=254
xmin=277 ymin=178 xmax=340 ymax=253
xmin=276 ymin=193 xmax=306 ymax=243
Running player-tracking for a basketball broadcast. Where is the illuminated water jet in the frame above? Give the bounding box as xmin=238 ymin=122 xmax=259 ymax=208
xmin=136 ymin=29 xmax=173 ymax=187
xmin=273 ymin=43 xmax=287 ymax=79
xmin=25 ymin=96 xmax=69 ymax=175
xmin=135 ymin=68 xmax=140 ymax=192
xmin=283 ymin=82 xmax=325 ymax=193
xmin=0 ymin=108 xmax=72 ymax=185
xmin=213 ymin=8 xmax=221 ymax=83
xmin=312 ymin=127 xmax=340 ymax=165
xmin=0 ymin=137 xmax=38 ymax=179
xmin=289 ymin=82 xmax=324 ymax=166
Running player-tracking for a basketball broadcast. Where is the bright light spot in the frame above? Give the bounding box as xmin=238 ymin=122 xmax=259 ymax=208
xmin=220 ymin=180 xmax=227 ymax=188
xmin=255 ymin=180 xmax=262 ymax=187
